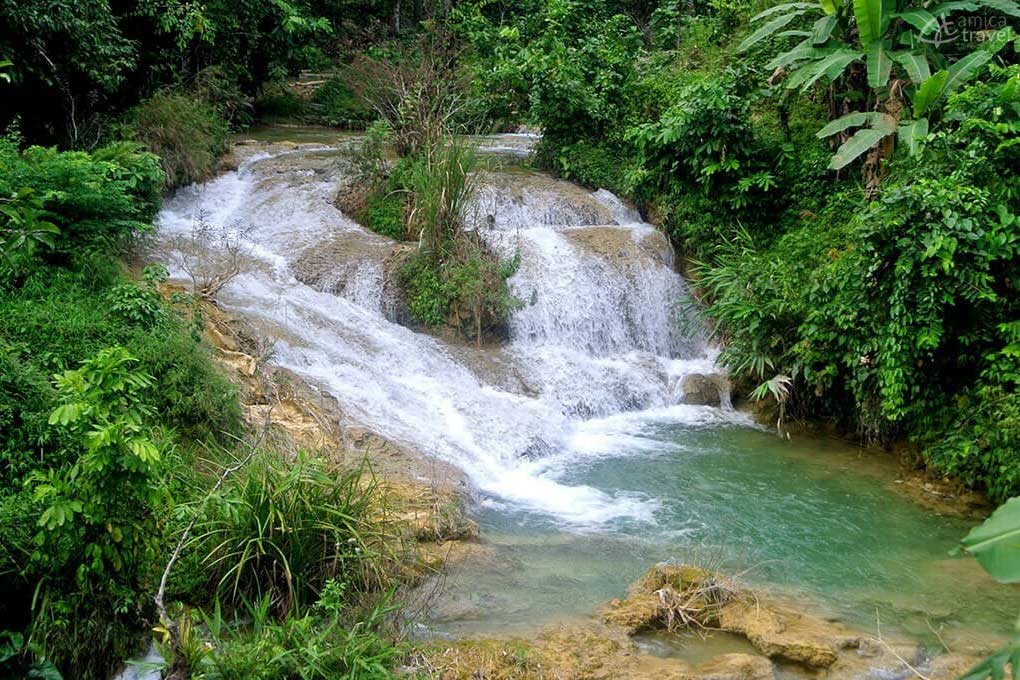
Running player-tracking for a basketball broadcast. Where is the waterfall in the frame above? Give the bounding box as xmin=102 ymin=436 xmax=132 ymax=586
xmin=154 ymin=141 xmax=740 ymax=526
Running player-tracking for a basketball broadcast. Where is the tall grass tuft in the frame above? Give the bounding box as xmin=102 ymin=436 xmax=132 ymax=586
xmin=191 ymin=450 xmax=385 ymax=617
xmin=405 ymin=137 xmax=477 ymax=253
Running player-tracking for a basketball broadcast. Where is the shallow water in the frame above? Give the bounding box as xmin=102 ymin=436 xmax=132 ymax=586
xmin=433 ymin=426 xmax=1015 ymax=650
xmin=152 ymin=128 xmax=1020 ymax=660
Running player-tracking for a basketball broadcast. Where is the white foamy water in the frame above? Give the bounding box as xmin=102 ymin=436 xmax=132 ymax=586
xmin=154 ymin=142 xmax=739 ymax=526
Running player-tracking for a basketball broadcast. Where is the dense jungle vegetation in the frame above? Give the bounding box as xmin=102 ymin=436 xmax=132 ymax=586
xmin=2 ymin=0 xmax=1020 ymax=676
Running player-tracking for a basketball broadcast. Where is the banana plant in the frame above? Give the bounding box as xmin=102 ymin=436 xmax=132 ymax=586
xmin=741 ymin=0 xmax=1020 ymax=170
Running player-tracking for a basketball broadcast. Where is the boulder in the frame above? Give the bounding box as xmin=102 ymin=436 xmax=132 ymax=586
xmin=680 ymin=374 xmax=726 ymax=407
xmin=678 ymin=654 xmax=774 ymax=680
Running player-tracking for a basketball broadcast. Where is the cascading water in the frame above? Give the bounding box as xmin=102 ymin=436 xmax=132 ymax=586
xmin=155 ymin=139 xmax=736 ymax=526
xmin=151 ymin=132 xmax=1020 ymax=656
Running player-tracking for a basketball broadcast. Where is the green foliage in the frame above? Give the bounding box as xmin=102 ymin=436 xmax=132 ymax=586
xmin=0 ymin=188 xmax=59 ymax=283
xmin=177 ymin=587 xmax=402 ymax=679
xmin=400 ymin=250 xmax=457 ymax=326
xmin=399 ymin=237 xmax=523 ymax=339
xmin=30 ymin=346 xmax=163 ymax=582
xmin=692 ymin=67 xmax=1020 ymax=499
xmin=190 ymin=451 xmax=383 ymax=616
xmin=522 ymin=0 xmax=643 ymax=141
xmin=121 ymin=91 xmax=230 ymax=190
xmin=193 ymin=66 xmax=255 ymax=131
xmin=108 ymin=264 xmax=170 ymax=329
xmin=4 ymin=346 xmax=169 ymax=679
xmin=0 ymin=139 xmax=163 ymax=251
xmin=361 ymin=188 xmax=407 ymax=240
xmin=254 ymin=91 xmax=310 ymax=123
xmin=534 ymin=138 xmax=632 ymax=194
xmin=627 ymin=77 xmax=772 ymax=202
xmin=0 ymin=630 xmax=61 ymax=679
xmin=960 ymin=497 xmax=1020 ymax=583
xmin=741 ymin=0 xmax=1020 ymax=172
xmin=313 ymin=75 xmax=373 ymax=128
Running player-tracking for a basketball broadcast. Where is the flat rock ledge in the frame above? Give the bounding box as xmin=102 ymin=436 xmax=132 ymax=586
xmin=600 ymin=563 xmax=979 ymax=679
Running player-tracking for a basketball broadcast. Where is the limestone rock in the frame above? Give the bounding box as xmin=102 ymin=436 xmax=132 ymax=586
xmin=680 ymin=374 xmax=727 ymax=407
xmin=719 ymin=601 xmax=840 ymax=668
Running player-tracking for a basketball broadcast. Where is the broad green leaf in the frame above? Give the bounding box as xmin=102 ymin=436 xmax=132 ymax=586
xmin=828 ymin=126 xmax=893 ymax=169
xmin=891 ymin=50 xmax=931 ymax=82
xmin=49 ymin=402 xmax=82 ymax=426
xmin=766 ymin=42 xmax=834 ymax=68
xmin=960 ymin=497 xmax=1020 ymax=583
xmin=959 ymin=640 xmax=1020 ymax=680
xmin=895 ymin=8 xmax=940 ymax=32
xmin=853 ymin=0 xmax=884 ymax=45
xmin=740 ymin=11 xmax=810 ymax=50
xmin=897 ymin=117 xmax=929 ymax=155
xmin=980 ymin=26 xmax=1017 ymax=53
xmin=944 ymin=51 xmax=992 ymax=97
xmin=817 ymin=110 xmax=895 ymax=137
xmin=787 ymin=48 xmax=862 ymax=89
xmin=819 ymin=0 xmax=838 ymax=12
xmin=812 ymin=14 xmax=839 ymax=43
xmin=751 ymin=2 xmax=821 ymax=21
xmin=866 ymin=40 xmax=892 ymax=87
xmin=912 ymin=69 xmax=948 ymax=117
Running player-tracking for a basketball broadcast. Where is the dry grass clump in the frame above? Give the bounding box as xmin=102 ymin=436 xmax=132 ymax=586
xmin=603 ymin=563 xmax=744 ymax=635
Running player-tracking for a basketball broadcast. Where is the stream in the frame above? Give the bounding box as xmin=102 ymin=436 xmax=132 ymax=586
xmin=152 ymin=127 xmax=1019 ymax=667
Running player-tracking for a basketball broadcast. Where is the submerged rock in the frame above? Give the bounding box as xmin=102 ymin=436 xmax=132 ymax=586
xmin=678 ymin=653 xmax=775 ymax=680
xmin=679 ymin=373 xmax=728 ymax=407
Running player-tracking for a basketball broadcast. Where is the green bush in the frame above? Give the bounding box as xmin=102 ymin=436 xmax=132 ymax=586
xmin=121 ymin=91 xmax=230 ymax=190
xmin=399 ymin=250 xmax=457 ymax=327
xmin=193 ymin=66 xmax=255 ymax=131
xmin=533 ymin=138 xmax=632 ymax=194
xmin=627 ymin=76 xmax=781 ymax=214
xmin=254 ymin=91 xmax=310 ymax=123
xmin=360 ymin=188 xmax=406 ymax=240
xmin=0 ymin=138 xmax=163 ymax=252
xmin=7 ymin=345 xmax=168 ymax=679
xmin=522 ymin=4 xmax=642 ymax=141
xmin=180 ymin=584 xmax=402 ymax=679
xmin=312 ymin=75 xmax=373 ymax=129
xmin=0 ymin=255 xmax=242 ymax=472
xmin=400 ymin=237 xmax=522 ymax=339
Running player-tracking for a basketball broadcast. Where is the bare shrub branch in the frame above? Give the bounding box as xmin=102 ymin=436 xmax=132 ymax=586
xmin=171 ymin=209 xmax=254 ymax=300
